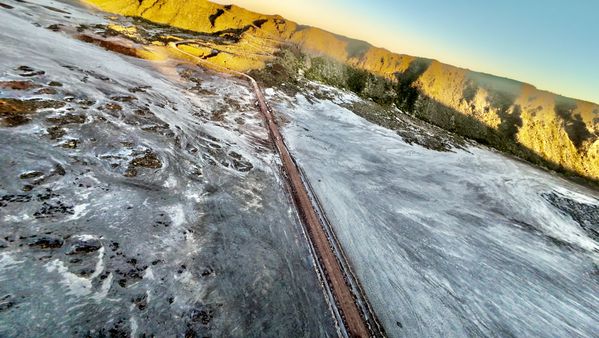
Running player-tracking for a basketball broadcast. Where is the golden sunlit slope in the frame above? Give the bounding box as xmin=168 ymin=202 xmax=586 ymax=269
xmin=84 ymin=0 xmax=599 ymax=182
xmin=83 ymin=0 xmax=418 ymax=76
xmin=84 ymin=0 xmax=263 ymax=32
xmin=414 ymin=62 xmax=599 ymax=181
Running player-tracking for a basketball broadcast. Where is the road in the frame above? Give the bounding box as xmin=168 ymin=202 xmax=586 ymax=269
xmin=169 ymin=41 xmax=383 ymax=338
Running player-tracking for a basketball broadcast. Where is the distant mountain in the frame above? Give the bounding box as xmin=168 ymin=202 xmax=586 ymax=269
xmin=85 ymin=0 xmax=599 ymax=183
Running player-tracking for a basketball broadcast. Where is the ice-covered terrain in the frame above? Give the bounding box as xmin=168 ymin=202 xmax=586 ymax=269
xmin=267 ymin=86 xmax=599 ymax=337
xmin=0 ymin=1 xmax=336 ymax=336
xmin=2 ymin=0 xmax=599 ymax=337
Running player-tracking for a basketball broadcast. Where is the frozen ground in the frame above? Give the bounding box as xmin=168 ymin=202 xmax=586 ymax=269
xmin=2 ymin=0 xmax=599 ymax=337
xmin=267 ymin=86 xmax=599 ymax=337
xmin=0 ymin=1 xmax=336 ymax=336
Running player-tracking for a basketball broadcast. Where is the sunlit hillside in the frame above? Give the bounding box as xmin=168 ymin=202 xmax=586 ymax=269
xmin=84 ymin=0 xmax=599 ymax=183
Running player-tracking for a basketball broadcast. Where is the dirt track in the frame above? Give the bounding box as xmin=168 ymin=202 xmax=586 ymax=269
xmin=170 ymin=41 xmax=381 ymax=338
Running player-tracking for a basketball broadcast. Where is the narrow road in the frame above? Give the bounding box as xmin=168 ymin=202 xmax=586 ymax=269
xmin=169 ymin=41 xmax=384 ymax=338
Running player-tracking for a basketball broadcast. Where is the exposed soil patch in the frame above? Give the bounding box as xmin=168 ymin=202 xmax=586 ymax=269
xmin=0 ymin=98 xmax=65 ymax=127
xmin=47 ymin=126 xmax=66 ymax=139
xmin=0 ymin=80 xmax=40 ymax=90
xmin=47 ymin=113 xmax=86 ymax=125
xmin=131 ymin=152 xmax=162 ymax=168
xmin=211 ymin=108 xmax=225 ymax=122
xmin=124 ymin=151 xmax=162 ymax=177
xmin=35 ymin=87 xmax=58 ymax=95
xmin=110 ymin=95 xmax=136 ymax=102
xmin=76 ymin=34 xmax=145 ymax=59
xmin=103 ymin=102 xmax=123 ymax=112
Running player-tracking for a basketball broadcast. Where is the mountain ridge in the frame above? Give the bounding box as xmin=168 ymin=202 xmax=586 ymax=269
xmin=83 ymin=0 xmax=599 ymax=183
xmin=82 ymin=0 xmax=594 ymax=104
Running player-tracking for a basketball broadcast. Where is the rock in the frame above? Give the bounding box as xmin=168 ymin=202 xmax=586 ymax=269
xmin=189 ymin=306 xmax=214 ymax=326
xmin=53 ymin=164 xmax=66 ymax=176
xmin=61 ymin=139 xmax=79 ymax=149
xmin=66 ymin=238 xmax=102 ymax=255
xmin=28 ymin=236 xmax=64 ymax=249
xmin=0 ymin=295 xmax=15 ymax=312
xmin=47 ymin=126 xmax=66 ymax=140
xmin=19 ymin=171 xmax=44 ymax=180
xmin=544 ymin=193 xmax=599 ymax=242
xmin=17 ymin=65 xmax=45 ymax=77
xmin=1 ymin=194 xmax=32 ymax=203
xmin=77 ymin=268 xmax=96 ymax=277
xmin=46 ymin=24 xmax=63 ymax=32
xmin=33 ymin=201 xmax=74 ymax=218
xmin=230 ymin=152 xmax=253 ymax=172
xmin=204 ymin=184 xmax=218 ymax=194
xmin=200 ymin=266 xmax=214 ymax=277
xmin=132 ymin=294 xmax=148 ymax=310
xmin=17 ymin=65 xmax=35 ymax=72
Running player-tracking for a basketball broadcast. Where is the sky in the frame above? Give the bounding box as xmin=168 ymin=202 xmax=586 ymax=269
xmin=213 ymin=0 xmax=599 ymax=103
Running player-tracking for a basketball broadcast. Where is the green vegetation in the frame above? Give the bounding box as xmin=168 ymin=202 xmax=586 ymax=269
xmin=393 ymin=59 xmax=431 ymax=112
xmin=251 ymin=50 xmax=395 ymax=102
xmin=346 ymin=67 xmax=368 ymax=94
xmin=302 ymin=56 xmax=397 ymax=105
xmin=249 ymin=46 xmax=598 ymax=188
xmin=304 ymin=57 xmax=346 ymax=88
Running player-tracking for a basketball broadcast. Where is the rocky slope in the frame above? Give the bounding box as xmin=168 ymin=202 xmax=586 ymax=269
xmin=84 ymin=0 xmax=599 ymax=183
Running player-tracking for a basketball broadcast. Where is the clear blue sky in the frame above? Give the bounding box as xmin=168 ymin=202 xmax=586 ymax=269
xmin=215 ymin=0 xmax=599 ymax=103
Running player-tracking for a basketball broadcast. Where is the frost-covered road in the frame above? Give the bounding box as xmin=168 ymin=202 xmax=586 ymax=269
xmin=269 ymin=87 xmax=599 ymax=337
xmin=0 ymin=1 xmax=336 ymax=336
